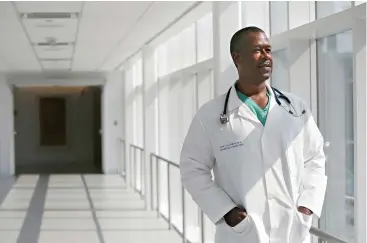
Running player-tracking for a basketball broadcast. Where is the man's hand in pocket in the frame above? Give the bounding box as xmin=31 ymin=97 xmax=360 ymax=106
xmin=298 ymin=206 xmax=313 ymax=216
xmin=224 ymin=207 xmax=248 ymax=227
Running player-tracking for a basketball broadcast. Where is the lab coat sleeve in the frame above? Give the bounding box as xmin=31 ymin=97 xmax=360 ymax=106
xmin=179 ymin=113 xmax=237 ymax=224
xmin=298 ymin=112 xmax=328 ymax=218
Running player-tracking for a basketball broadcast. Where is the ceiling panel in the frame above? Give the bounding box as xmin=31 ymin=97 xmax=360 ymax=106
xmin=72 ymin=1 xmax=153 ymax=70
xmin=0 ymin=1 xmax=204 ymax=73
xmin=22 ymin=18 xmax=78 ymax=43
xmin=99 ymin=1 xmax=197 ymax=71
xmin=42 ymin=60 xmax=70 ymax=70
xmin=35 ymin=45 xmax=73 ymax=59
xmin=15 ymin=1 xmax=83 ymax=13
xmin=0 ymin=2 xmax=41 ymax=71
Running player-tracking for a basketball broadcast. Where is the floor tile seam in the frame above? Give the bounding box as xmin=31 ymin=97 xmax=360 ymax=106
xmin=81 ymin=175 xmax=106 ymax=243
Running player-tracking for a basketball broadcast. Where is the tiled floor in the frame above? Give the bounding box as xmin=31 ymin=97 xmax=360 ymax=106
xmin=0 ymin=174 xmax=182 ymax=243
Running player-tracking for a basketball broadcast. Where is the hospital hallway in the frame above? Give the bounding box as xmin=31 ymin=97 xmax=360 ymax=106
xmin=0 ymin=1 xmax=365 ymax=243
xmin=0 ymin=174 xmax=182 ymax=243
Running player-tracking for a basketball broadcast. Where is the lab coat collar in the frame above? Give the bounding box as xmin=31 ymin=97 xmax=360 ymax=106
xmin=266 ymin=82 xmax=277 ymax=112
xmin=227 ymin=81 xmax=276 ymax=113
xmin=227 ymin=83 xmax=243 ymax=112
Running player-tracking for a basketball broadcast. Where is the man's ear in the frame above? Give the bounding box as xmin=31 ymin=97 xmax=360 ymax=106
xmin=232 ymin=52 xmax=240 ymax=68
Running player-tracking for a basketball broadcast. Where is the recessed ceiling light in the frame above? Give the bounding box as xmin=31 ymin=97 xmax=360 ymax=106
xmin=34 ymin=42 xmax=74 ymax=47
xmin=20 ymin=12 xmax=80 ymax=19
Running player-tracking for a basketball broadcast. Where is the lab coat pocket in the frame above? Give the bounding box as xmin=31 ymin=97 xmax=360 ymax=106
xmin=217 ymin=215 xmax=259 ymax=243
xmin=296 ymin=211 xmax=312 ymax=226
xmin=230 ymin=215 xmax=250 ymax=233
xmin=292 ymin=211 xmax=313 ymax=241
xmin=228 ymin=215 xmax=252 ymax=235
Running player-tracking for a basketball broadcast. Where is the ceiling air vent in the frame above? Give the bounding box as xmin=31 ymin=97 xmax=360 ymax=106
xmin=36 ymin=42 xmax=72 ymax=46
xmin=40 ymin=58 xmax=71 ymax=62
xmin=35 ymin=37 xmax=73 ymax=47
xmin=35 ymin=23 xmax=65 ymax=28
xmin=20 ymin=12 xmax=80 ymax=19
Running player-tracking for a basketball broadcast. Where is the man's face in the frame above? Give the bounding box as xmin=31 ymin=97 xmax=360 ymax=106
xmin=233 ymin=31 xmax=273 ymax=83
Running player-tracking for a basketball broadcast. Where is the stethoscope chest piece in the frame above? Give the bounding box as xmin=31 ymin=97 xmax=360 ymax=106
xmin=220 ymin=114 xmax=229 ymax=124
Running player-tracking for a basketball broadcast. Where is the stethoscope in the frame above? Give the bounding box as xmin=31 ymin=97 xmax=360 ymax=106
xmin=220 ymin=86 xmax=306 ymax=124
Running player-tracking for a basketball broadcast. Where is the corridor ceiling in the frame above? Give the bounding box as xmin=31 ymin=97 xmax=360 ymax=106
xmin=0 ymin=1 xmax=196 ymax=73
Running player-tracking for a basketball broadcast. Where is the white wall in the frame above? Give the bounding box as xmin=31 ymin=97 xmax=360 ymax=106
xmin=0 ymin=75 xmax=14 ymax=177
xmin=14 ymin=87 xmax=94 ymax=168
xmin=102 ymin=71 xmax=124 ymax=174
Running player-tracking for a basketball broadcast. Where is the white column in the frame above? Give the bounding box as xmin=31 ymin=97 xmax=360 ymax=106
xmin=353 ymin=8 xmax=366 ymax=243
xmin=124 ymin=65 xmax=134 ymax=187
xmin=142 ymin=45 xmax=157 ymax=210
xmin=0 ymin=76 xmax=14 ymax=177
xmin=102 ymin=71 xmax=124 ymax=174
xmin=212 ymin=1 xmax=241 ymax=97
xmin=120 ymin=71 xmax=127 ymax=177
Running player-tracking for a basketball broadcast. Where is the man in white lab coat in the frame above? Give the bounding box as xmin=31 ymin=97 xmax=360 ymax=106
xmin=179 ymin=27 xmax=327 ymax=243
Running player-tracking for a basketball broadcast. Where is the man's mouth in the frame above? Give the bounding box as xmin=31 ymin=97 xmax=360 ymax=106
xmin=259 ymin=61 xmax=271 ymax=68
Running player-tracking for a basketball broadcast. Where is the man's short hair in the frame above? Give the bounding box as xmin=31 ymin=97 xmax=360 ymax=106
xmin=230 ymin=26 xmax=265 ymax=55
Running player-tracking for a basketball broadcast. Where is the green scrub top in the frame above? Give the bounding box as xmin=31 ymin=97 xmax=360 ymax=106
xmin=236 ymin=89 xmax=270 ymax=126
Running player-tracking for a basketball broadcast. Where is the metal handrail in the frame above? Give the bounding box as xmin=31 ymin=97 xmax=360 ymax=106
xmin=127 ymin=149 xmax=348 ymax=243
xmin=129 ymin=144 xmax=146 ymax=209
xmin=310 ymin=227 xmax=348 ymax=243
xmin=119 ymin=139 xmax=127 ymax=180
xmin=150 ymin=153 xmax=187 ymax=243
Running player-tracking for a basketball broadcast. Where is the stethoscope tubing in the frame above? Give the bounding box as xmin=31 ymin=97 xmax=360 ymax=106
xmin=220 ymin=86 xmax=305 ymax=124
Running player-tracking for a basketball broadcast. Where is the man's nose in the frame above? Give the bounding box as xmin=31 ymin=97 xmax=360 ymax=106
xmin=261 ymin=50 xmax=271 ymax=61
xmin=260 ymin=49 xmax=271 ymax=59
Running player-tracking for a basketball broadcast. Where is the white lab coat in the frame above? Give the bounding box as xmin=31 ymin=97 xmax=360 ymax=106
xmin=179 ymin=83 xmax=327 ymax=243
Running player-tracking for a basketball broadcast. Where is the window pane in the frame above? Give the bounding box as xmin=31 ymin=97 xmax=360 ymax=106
xmin=168 ymin=77 xmax=182 ymax=161
xmin=180 ymin=24 xmax=196 ymax=68
xmin=270 ymin=1 xmax=288 ymax=35
xmin=288 ymin=1 xmax=312 ymax=29
xmin=241 ymin=1 xmax=270 ymax=35
xmin=156 ymin=45 xmax=168 ymax=77
xmin=169 ymin=35 xmax=181 ymax=74
xmin=270 ymin=49 xmax=290 ymax=91
xmin=181 ymin=76 xmax=197 ymax=142
xmin=158 ymin=79 xmax=170 ymax=158
xmin=317 ymin=1 xmax=352 ymax=19
xmin=131 ymin=59 xmax=143 ymax=147
xmin=317 ymin=30 xmax=354 ymax=243
xmin=197 ymin=70 xmax=214 ymax=108
xmin=197 ymin=12 xmax=213 ymax=62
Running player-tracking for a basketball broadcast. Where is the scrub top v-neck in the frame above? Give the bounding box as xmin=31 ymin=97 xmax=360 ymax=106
xmin=236 ymin=89 xmax=270 ymax=126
